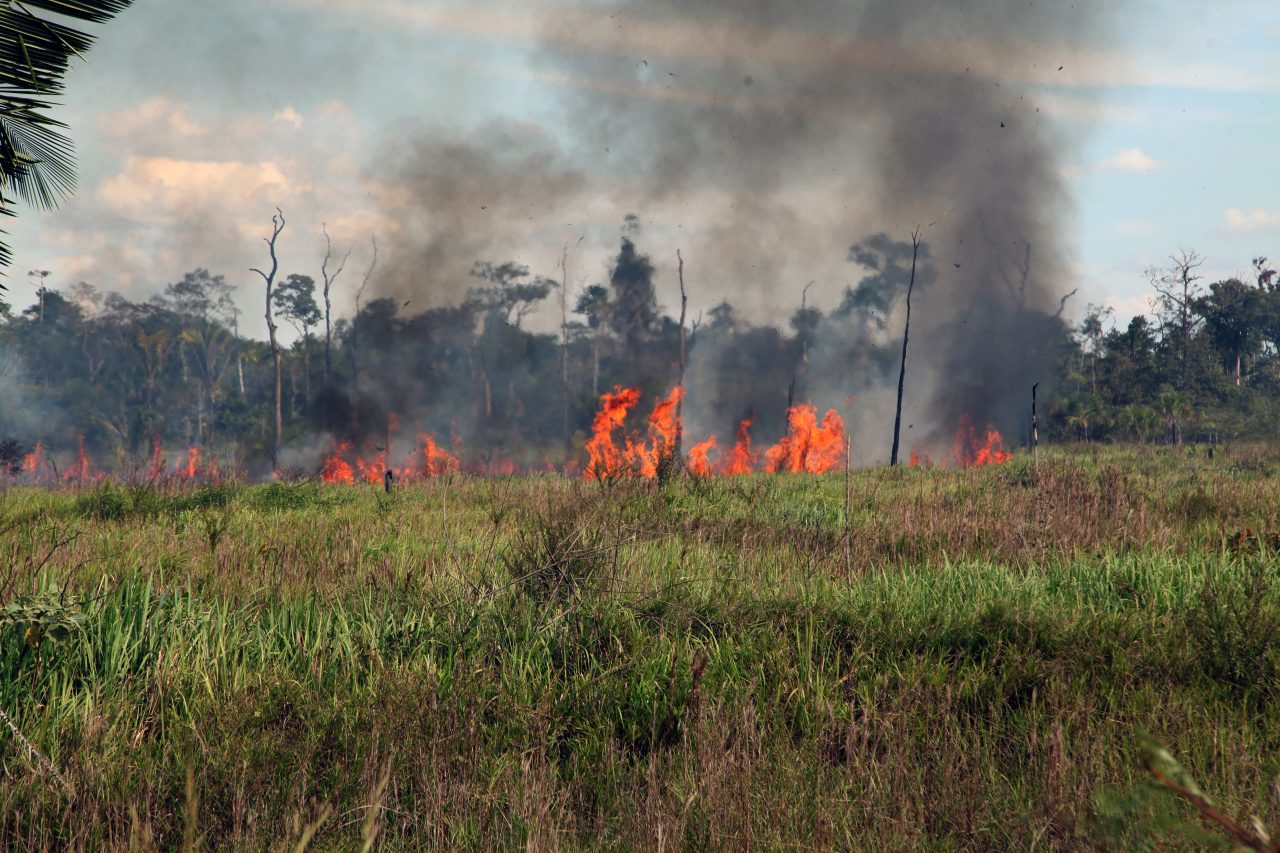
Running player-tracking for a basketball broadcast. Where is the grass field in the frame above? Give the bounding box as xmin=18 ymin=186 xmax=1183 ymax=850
xmin=1 ymin=445 xmax=1279 ymax=850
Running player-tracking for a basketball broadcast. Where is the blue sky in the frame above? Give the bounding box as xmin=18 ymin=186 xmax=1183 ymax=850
xmin=6 ymin=0 xmax=1279 ymax=338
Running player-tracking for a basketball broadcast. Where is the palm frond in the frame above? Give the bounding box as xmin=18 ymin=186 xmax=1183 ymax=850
xmin=0 ymin=0 xmax=134 ymax=288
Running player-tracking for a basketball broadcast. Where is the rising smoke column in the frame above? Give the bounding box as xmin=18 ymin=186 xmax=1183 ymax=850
xmin=535 ymin=0 xmax=1116 ymax=444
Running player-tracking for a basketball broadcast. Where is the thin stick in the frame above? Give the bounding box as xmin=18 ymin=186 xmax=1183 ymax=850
xmin=844 ymin=436 xmax=852 ymax=579
xmin=1031 ymin=382 xmax=1039 ymax=473
xmin=0 ymin=705 xmax=72 ymax=795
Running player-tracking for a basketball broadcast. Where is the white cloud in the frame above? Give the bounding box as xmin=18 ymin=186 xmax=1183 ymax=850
xmin=273 ymin=107 xmax=305 ymax=128
xmin=20 ymin=98 xmax=391 ymax=337
xmin=98 ymin=158 xmax=290 ymax=223
xmin=1224 ymin=207 xmax=1280 ymax=234
xmin=1100 ymin=148 xmax=1165 ymax=173
xmin=1063 ymin=148 xmax=1166 ymax=181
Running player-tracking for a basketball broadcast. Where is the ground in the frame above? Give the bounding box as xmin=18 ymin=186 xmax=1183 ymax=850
xmin=0 ymin=445 xmax=1278 ymax=850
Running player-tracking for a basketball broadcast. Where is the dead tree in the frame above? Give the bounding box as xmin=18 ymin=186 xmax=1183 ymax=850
xmin=787 ymin=281 xmax=815 ymax=411
xmin=676 ymin=249 xmax=689 ymax=458
xmin=251 ymin=208 xmax=286 ymax=462
xmin=349 ymin=236 xmax=378 ymax=435
xmin=320 ymin=223 xmax=350 ymax=385
xmin=889 ymin=227 xmax=922 ymax=467
xmin=1149 ymin=249 xmax=1205 ymax=390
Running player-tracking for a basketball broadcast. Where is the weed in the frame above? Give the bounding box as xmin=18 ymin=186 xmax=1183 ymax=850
xmin=1187 ymin=552 xmax=1280 ymax=702
xmin=503 ymin=501 xmax=608 ymax=605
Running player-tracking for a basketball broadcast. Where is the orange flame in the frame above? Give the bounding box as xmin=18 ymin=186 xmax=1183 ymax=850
xmin=687 ymin=436 xmax=717 ymax=477
xmin=953 ymin=414 xmax=1012 ymax=468
xmin=150 ymin=437 xmax=164 ymax=478
xmin=22 ymin=440 xmax=45 ymax=477
xmin=181 ymin=447 xmax=201 ymax=479
xmin=584 ymin=386 xmax=643 ymax=480
xmin=763 ymin=405 xmax=846 ymax=474
xmin=907 ymin=442 xmax=934 ymax=468
xmin=355 ymin=452 xmax=387 ymax=483
xmin=66 ymin=436 xmax=93 ymax=482
xmin=322 ymin=441 xmax=356 ymax=484
xmin=623 ymin=386 xmax=684 ymax=478
xmin=419 ymin=432 xmax=459 ymax=476
xmin=721 ymin=417 xmax=756 ymax=476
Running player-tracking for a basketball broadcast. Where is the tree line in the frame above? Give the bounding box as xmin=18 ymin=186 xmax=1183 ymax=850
xmin=1 ymin=219 xmax=1277 ymax=475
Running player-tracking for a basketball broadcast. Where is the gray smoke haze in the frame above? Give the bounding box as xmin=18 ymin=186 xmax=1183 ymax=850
xmin=374 ymin=123 xmax=588 ymax=307
xmin=367 ymin=0 xmax=1118 ymax=456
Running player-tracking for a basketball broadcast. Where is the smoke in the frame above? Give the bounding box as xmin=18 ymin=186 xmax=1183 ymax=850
xmin=535 ymin=0 xmax=1111 ymax=448
xmin=356 ymin=0 xmax=1117 ymax=455
xmin=372 ymin=122 xmax=588 ymax=308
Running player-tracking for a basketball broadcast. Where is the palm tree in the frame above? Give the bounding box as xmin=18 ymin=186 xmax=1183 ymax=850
xmin=0 ymin=1 xmax=134 ymax=295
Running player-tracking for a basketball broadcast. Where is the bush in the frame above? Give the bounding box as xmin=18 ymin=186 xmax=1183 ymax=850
xmin=1187 ymin=553 xmax=1280 ymax=702
xmin=504 ymin=502 xmax=608 ymax=605
xmin=75 ymin=481 xmax=132 ymax=521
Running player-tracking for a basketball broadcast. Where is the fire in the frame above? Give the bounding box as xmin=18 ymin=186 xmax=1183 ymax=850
xmin=721 ymin=417 xmax=756 ymax=476
xmin=763 ymin=405 xmax=846 ymax=474
xmin=181 ymin=447 xmax=201 ymax=479
xmin=355 ymin=453 xmax=386 ymax=484
xmin=953 ymin=414 xmax=1012 ymax=468
xmin=624 ymin=386 xmax=684 ymax=478
xmin=419 ymin=433 xmax=459 ymax=476
xmin=150 ymin=437 xmax=164 ymax=478
xmin=584 ymin=386 xmax=643 ymax=480
xmin=687 ymin=436 xmax=717 ymax=477
xmin=65 ymin=435 xmax=93 ymax=482
xmin=322 ymin=441 xmax=356 ymax=484
xmin=907 ymin=443 xmax=934 ymax=468
xmin=22 ymin=440 xmax=45 ymax=477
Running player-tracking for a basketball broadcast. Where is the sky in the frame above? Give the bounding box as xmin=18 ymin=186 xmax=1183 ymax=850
xmin=5 ymin=0 xmax=1279 ymax=340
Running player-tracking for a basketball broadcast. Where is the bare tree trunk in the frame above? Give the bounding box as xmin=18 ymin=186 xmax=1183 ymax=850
xmin=890 ymin=227 xmax=922 ymax=467
xmin=591 ymin=336 xmax=600 ymax=397
xmin=251 ymin=208 xmax=286 ymax=462
xmin=676 ymin=249 xmax=688 ymax=457
xmin=321 ymin=223 xmax=349 ymax=385
xmin=350 ymin=236 xmax=378 ymax=436
xmin=560 ymin=245 xmax=571 ymax=454
xmin=303 ymin=341 xmax=312 ymax=405
xmin=787 ymin=282 xmax=815 ymax=412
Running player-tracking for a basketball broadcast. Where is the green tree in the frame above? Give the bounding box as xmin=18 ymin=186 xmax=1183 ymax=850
xmin=273 ymin=273 xmax=321 ymax=415
xmin=1195 ymin=278 xmax=1270 ymax=387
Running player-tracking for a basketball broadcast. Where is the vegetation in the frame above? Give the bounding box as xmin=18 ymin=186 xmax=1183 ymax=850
xmin=0 ymin=0 xmax=135 ymax=278
xmin=0 ymin=444 xmax=1278 ymax=848
xmin=2 ymin=230 xmax=1278 ymax=474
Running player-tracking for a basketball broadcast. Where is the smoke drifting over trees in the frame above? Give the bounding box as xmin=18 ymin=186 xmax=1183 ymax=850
xmin=364 ymin=0 xmax=1117 ymax=448
xmin=14 ymin=0 xmax=1212 ymax=475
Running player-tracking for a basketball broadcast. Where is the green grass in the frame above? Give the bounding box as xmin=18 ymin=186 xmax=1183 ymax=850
xmin=0 ymin=445 xmax=1278 ymax=849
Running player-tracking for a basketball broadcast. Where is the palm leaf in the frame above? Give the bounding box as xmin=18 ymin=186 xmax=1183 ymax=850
xmin=0 ymin=0 xmax=134 ymax=292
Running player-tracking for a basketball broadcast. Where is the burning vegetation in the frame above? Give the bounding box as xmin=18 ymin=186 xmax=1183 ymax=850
xmin=12 ymin=386 xmax=1015 ymax=484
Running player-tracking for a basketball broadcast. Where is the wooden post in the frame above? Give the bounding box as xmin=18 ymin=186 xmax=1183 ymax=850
xmin=1031 ymin=382 xmax=1039 ymax=470
xmin=843 ymin=435 xmax=852 ymax=579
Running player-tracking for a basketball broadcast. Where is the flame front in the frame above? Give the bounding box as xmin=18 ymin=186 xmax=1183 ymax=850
xmin=322 ymin=441 xmax=356 ymax=484
xmin=721 ymin=417 xmax=756 ymax=475
xmin=419 ymin=433 xmax=459 ymax=476
xmin=763 ymin=405 xmax=846 ymax=474
xmin=22 ymin=440 xmax=45 ymax=478
xmin=687 ymin=436 xmax=717 ymax=477
xmin=953 ymin=414 xmax=1012 ymax=468
xmin=584 ymin=386 xmax=643 ymax=480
